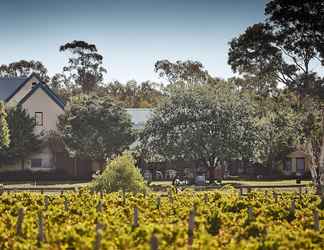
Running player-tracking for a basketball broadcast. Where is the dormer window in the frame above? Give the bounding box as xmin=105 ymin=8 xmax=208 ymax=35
xmin=32 ymin=82 xmax=37 ymax=87
xmin=35 ymin=112 xmax=43 ymax=126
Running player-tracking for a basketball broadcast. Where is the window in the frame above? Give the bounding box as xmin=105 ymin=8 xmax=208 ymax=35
xmin=31 ymin=159 xmax=42 ymax=168
xmin=296 ymin=158 xmax=305 ymax=175
xmin=283 ymin=158 xmax=292 ymax=171
xmin=35 ymin=112 xmax=43 ymax=126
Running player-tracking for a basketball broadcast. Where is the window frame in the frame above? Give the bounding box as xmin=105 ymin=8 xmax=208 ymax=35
xmin=30 ymin=158 xmax=42 ymax=168
xmin=35 ymin=112 xmax=44 ymax=126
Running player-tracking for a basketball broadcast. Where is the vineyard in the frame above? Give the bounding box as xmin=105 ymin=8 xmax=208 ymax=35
xmin=0 ymin=189 xmax=323 ymax=249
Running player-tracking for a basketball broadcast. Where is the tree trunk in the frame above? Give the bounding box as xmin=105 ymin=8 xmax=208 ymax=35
xmin=306 ymin=140 xmax=323 ymax=194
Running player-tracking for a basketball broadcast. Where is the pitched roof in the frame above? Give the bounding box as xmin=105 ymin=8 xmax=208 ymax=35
xmin=18 ymin=82 xmax=65 ymax=110
xmin=0 ymin=76 xmax=29 ymax=101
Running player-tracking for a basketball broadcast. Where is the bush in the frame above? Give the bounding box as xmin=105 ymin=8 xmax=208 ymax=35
xmin=91 ymin=153 xmax=147 ymax=193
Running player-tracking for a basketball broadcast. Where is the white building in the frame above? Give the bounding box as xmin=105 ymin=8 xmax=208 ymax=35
xmin=0 ymin=73 xmax=65 ymax=171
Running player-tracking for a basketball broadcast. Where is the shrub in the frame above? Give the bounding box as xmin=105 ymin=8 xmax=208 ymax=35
xmin=91 ymin=153 xmax=147 ymax=193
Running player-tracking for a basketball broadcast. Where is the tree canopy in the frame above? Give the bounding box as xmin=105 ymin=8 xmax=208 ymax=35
xmin=155 ymin=60 xmax=212 ymax=85
xmin=228 ymin=0 xmax=324 ymax=98
xmin=58 ymin=95 xmax=134 ymax=161
xmin=60 ymin=40 xmax=107 ymax=93
xmin=0 ymin=60 xmax=50 ymax=82
xmin=140 ymin=82 xmax=257 ymax=170
xmin=0 ymin=106 xmax=41 ymax=168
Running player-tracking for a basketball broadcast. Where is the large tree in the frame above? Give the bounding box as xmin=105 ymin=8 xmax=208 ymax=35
xmin=228 ymin=0 xmax=324 ymax=191
xmin=0 ymin=102 xmax=10 ymax=151
xmin=58 ymin=95 xmax=134 ymax=161
xmin=60 ymin=40 xmax=107 ymax=93
xmin=228 ymin=0 xmax=324 ymax=97
xmin=0 ymin=106 xmax=41 ymax=169
xmin=140 ymin=82 xmax=257 ymax=179
xmin=154 ymin=60 xmax=212 ymax=85
xmin=0 ymin=60 xmax=50 ymax=82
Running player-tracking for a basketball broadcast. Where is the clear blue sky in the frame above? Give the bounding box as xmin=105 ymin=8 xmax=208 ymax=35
xmin=0 ymin=0 xmax=266 ymax=83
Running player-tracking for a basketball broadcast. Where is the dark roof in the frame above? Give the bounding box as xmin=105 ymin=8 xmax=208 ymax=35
xmin=19 ymin=82 xmax=65 ymax=110
xmin=0 ymin=77 xmax=28 ymax=101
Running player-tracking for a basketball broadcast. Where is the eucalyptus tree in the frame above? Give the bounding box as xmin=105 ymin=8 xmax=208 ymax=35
xmin=140 ymin=82 xmax=257 ymax=179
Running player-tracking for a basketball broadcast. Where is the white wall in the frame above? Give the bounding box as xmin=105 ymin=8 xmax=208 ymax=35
xmin=21 ymin=87 xmax=64 ymax=135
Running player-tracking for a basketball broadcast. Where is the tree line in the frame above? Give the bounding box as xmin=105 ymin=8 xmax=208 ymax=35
xmin=0 ymin=0 xmax=323 ymax=188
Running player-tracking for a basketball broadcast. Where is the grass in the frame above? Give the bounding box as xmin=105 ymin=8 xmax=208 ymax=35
xmin=1 ymin=179 xmax=313 ymax=191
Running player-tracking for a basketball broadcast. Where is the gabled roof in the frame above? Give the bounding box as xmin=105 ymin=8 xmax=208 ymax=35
xmin=0 ymin=73 xmax=41 ymax=102
xmin=18 ymin=82 xmax=65 ymax=110
xmin=0 ymin=76 xmax=29 ymax=101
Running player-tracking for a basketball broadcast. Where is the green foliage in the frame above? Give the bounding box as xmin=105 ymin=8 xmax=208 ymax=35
xmin=0 ymin=102 xmax=10 ymax=150
xmin=58 ymin=95 xmax=134 ymax=161
xmin=140 ymin=82 xmax=257 ymax=168
xmin=154 ymin=59 xmax=213 ymax=85
xmin=253 ymin=93 xmax=302 ymax=167
xmin=60 ymin=40 xmax=107 ymax=93
xmin=228 ymin=0 xmax=324 ymax=98
xmin=98 ymin=80 xmax=163 ymax=108
xmin=0 ymin=106 xmax=41 ymax=166
xmin=0 ymin=60 xmax=50 ymax=82
xmin=91 ymin=153 xmax=147 ymax=193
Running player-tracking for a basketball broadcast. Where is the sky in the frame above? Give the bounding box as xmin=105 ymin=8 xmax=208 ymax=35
xmin=0 ymin=0 xmax=266 ymax=83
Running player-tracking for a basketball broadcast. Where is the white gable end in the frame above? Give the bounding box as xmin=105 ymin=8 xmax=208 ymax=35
xmin=21 ymin=87 xmax=64 ymax=135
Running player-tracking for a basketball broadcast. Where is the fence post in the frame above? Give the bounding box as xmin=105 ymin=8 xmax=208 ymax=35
xmin=94 ymin=222 xmax=103 ymax=250
xmin=97 ymin=200 xmax=103 ymax=212
xmin=188 ymin=208 xmax=195 ymax=246
xmin=150 ymin=234 xmax=158 ymax=250
xmin=290 ymin=199 xmax=295 ymax=213
xmin=168 ymin=191 xmax=173 ymax=204
xmin=313 ymin=209 xmax=320 ymax=231
xmin=156 ymin=196 xmax=161 ymax=209
xmin=122 ymin=190 xmax=126 ymax=205
xmin=204 ymin=193 xmax=208 ymax=203
xmin=248 ymin=206 xmax=253 ymax=221
xmin=64 ymin=197 xmax=69 ymax=211
xmin=16 ymin=208 xmax=24 ymax=237
xmin=44 ymin=196 xmax=49 ymax=210
xmin=239 ymin=187 xmax=243 ymax=197
xmin=273 ymin=191 xmax=278 ymax=203
xmin=37 ymin=211 xmax=45 ymax=245
xmin=133 ymin=207 xmax=139 ymax=227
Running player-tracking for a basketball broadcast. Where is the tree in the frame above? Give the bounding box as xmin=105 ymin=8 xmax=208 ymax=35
xmin=228 ymin=0 xmax=324 ymax=190
xmin=91 ymin=153 xmax=147 ymax=193
xmin=154 ymin=60 xmax=212 ymax=85
xmin=100 ymin=80 xmax=163 ymax=108
xmin=0 ymin=102 xmax=10 ymax=150
xmin=140 ymin=83 xmax=257 ymax=179
xmin=0 ymin=106 xmax=41 ymax=169
xmin=60 ymin=40 xmax=107 ymax=93
xmin=0 ymin=60 xmax=50 ymax=82
xmin=228 ymin=23 xmax=287 ymax=96
xmin=58 ymin=95 xmax=134 ymax=161
xmin=253 ymin=93 xmax=301 ymax=169
xmin=228 ymin=0 xmax=324 ymax=98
